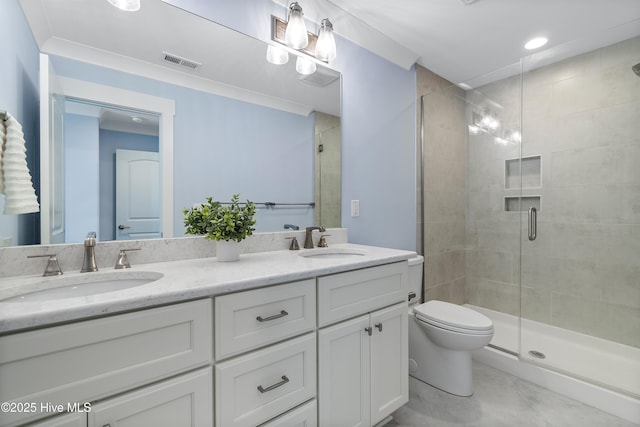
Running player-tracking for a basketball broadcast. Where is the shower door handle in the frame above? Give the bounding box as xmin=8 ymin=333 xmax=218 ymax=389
xmin=528 ymin=207 xmax=537 ymax=241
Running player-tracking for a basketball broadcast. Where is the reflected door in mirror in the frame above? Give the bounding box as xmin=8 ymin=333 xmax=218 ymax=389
xmin=115 ymin=149 xmax=161 ymax=240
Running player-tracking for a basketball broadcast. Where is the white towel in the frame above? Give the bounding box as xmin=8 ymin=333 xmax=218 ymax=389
xmin=0 ymin=114 xmax=40 ymax=214
xmin=0 ymin=118 xmax=5 ymax=194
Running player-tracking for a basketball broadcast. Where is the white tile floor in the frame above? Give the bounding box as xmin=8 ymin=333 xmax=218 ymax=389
xmin=390 ymin=362 xmax=639 ymax=427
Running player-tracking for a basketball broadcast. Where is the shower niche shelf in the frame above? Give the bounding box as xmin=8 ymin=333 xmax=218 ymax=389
xmin=505 ymin=155 xmax=541 ymax=189
xmin=504 ymin=196 xmax=541 ymax=212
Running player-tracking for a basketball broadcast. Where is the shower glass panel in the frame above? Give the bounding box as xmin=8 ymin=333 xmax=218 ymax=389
xmin=462 ymin=74 xmax=523 ymax=355
xmin=314 ymin=112 xmax=341 ymax=228
xmin=519 ymin=35 xmax=640 ymax=397
xmin=420 ymin=74 xmax=522 ymax=355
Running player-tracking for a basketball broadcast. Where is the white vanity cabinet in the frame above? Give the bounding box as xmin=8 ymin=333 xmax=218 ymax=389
xmin=214 ymin=280 xmax=317 ymax=427
xmin=28 ymin=413 xmax=85 ymax=427
xmin=0 ymin=299 xmax=212 ymax=427
xmin=215 ymin=333 xmax=316 ymax=427
xmin=317 ymin=262 xmax=408 ymax=427
xmin=87 ymin=367 xmax=212 ymax=427
xmin=214 ymin=279 xmax=316 ymax=360
xmin=0 ymin=252 xmax=412 ymax=427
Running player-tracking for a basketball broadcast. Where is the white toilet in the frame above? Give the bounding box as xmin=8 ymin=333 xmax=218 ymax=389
xmin=407 ymin=255 xmax=494 ymax=396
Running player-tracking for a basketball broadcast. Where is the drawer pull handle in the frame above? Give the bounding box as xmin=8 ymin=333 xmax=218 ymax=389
xmin=375 ymin=322 xmax=383 ymax=332
xmin=365 ymin=326 xmax=373 ymax=336
xmin=257 ymin=375 xmax=289 ymax=393
xmin=257 ymin=310 xmax=288 ymax=322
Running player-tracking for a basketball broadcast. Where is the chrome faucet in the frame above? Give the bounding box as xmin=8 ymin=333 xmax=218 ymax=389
xmin=303 ymin=226 xmax=325 ymax=249
xmin=81 ymin=232 xmax=98 ymax=272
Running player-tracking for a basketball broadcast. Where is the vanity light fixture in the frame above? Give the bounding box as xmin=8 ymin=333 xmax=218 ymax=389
xmin=269 ymin=3 xmax=337 ymax=75
xmin=266 ymin=44 xmax=290 ymax=65
xmin=315 ymin=19 xmax=336 ymax=62
xmin=296 ymin=56 xmax=317 ymax=75
xmin=107 ymin=0 xmax=140 ymax=12
xmin=524 ymin=37 xmax=548 ymax=50
xmin=285 ymin=2 xmax=309 ymax=49
xmin=271 ymin=4 xmax=337 ymax=65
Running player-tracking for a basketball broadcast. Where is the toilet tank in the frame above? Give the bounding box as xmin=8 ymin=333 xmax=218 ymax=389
xmin=408 ymin=255 xmax=424 ymax=305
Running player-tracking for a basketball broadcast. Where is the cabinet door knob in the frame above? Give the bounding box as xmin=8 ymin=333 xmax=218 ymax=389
xmin=364 ymin=326 xmax=373 ymax=336
xmin=375 ymin=322 xmax=383 ymax=332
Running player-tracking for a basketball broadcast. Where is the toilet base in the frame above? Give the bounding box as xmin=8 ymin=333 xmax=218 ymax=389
xmin=409 ymin=313 xmax=474 ymax=396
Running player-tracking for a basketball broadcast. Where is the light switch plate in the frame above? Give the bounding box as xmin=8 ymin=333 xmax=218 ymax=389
xmin=351 ymin=200 xmax=360 ymax=217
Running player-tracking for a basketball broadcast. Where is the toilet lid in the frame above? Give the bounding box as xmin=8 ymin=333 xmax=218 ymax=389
xmin=414 ymin=300 xmax=493 ymax=331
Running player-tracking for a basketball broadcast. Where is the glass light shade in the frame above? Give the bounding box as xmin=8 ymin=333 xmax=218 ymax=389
xmin=266 ymin=45 xmax=289 ymax=65
xmin=315 ymin=19 xmax=336 ymax=62
xmin=107 ymin=0 xmax=140 ymax=11
xmin=285 ymin=3 xmax=309 ymax=49
xmin=296 ymin=56 xmax=316 ymax=75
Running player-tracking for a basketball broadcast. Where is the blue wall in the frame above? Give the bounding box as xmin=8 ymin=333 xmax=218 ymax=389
xmin=65 ymin=114 xmax=100 ymax=243
xmin=0 ymin=0 xmax=40 ymax=245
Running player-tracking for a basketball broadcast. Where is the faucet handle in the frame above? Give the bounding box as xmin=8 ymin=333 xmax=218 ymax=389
xmin=318 ymin=234 xmax=331 ymax=248
xmin=286 ymin=237 xmax=300 ymax=250
xmin=28 ymin=254 xmax=63 ymax=277
xmin=115 ymin=248 xmax=141 ymax=269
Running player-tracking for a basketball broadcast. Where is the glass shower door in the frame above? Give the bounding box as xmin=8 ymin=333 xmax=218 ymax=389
xmin=519 ymin=35 xmax=640 ymax=397
xmin=460 ymin=77 xmax=523 ymax=355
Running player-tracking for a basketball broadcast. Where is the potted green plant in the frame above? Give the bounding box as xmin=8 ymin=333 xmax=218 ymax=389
xmin=183 ymin=194 xmax=256 ymax=261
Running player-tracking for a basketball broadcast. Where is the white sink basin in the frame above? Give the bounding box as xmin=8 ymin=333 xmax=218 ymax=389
xmin=2 ymin=271 xmax=163 ymax=302
xmin=298 ymin=247 xmax=367 ymax=259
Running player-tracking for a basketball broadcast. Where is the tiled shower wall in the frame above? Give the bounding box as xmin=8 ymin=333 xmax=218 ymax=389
xmin=466 ymin=36 xmax=640 ymax=347
xmin=417 ymin=66 xmax=467 ymax=304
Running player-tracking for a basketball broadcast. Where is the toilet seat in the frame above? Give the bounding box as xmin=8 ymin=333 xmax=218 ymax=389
xmin=415 ymin=315 xmax=494 ymax=335
xmin=414 ymin=300 xmax=493 ymax=333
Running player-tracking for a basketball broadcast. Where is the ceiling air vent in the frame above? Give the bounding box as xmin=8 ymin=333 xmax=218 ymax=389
xmin=298 ymin=64 xmax=340 ymax=88
xmin=162 ymin=51 xmax=201 ymax=71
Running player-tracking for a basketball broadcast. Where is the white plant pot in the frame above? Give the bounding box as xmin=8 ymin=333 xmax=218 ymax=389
xmin=217 ymin=240 xmax=240 ymax=262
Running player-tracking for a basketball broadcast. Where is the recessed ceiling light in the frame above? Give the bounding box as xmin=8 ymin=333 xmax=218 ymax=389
xmin=131 ymin=116 xmax=143 ymax=123
xmin=107 ymin=0 xmax=140 ymax=12
xmin=524 ymin=37 xmax=548 ymax=50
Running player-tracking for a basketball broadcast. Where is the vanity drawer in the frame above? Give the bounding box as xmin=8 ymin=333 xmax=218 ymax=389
xmin=215 ymin=279 xmax=315 ymax=360
xmin=318 ymin=262 xmax=407 ymax=327
xmin=0 ymin=299 xmax=212 ymax=427
xmin=260 ymin=399 xmax=317 ymax=427
xmin=215 ymin=333 xmax=316 ymax=427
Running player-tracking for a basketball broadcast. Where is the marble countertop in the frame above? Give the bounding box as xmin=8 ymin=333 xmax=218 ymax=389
xmin=0 ymin=243 xmax=415 ymax=334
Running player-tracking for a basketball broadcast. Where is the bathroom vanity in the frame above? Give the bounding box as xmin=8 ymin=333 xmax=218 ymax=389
xmin=0 ymin=243 xmax=412 ymax=427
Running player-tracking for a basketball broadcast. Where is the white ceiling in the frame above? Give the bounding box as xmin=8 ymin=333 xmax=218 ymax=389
xmin=290 ymin=0 xmax=640 ymax=86
xmin=20 ymin=0 xmax=640 ymax=101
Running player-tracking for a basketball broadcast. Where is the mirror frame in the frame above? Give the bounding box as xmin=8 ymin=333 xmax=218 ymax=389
xmin=42 ymin=69 xmax=176 ymax=242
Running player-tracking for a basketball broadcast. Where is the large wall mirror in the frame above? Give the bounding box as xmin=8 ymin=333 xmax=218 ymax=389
xmin=11 ymin=0 xmax=341 ymax=246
